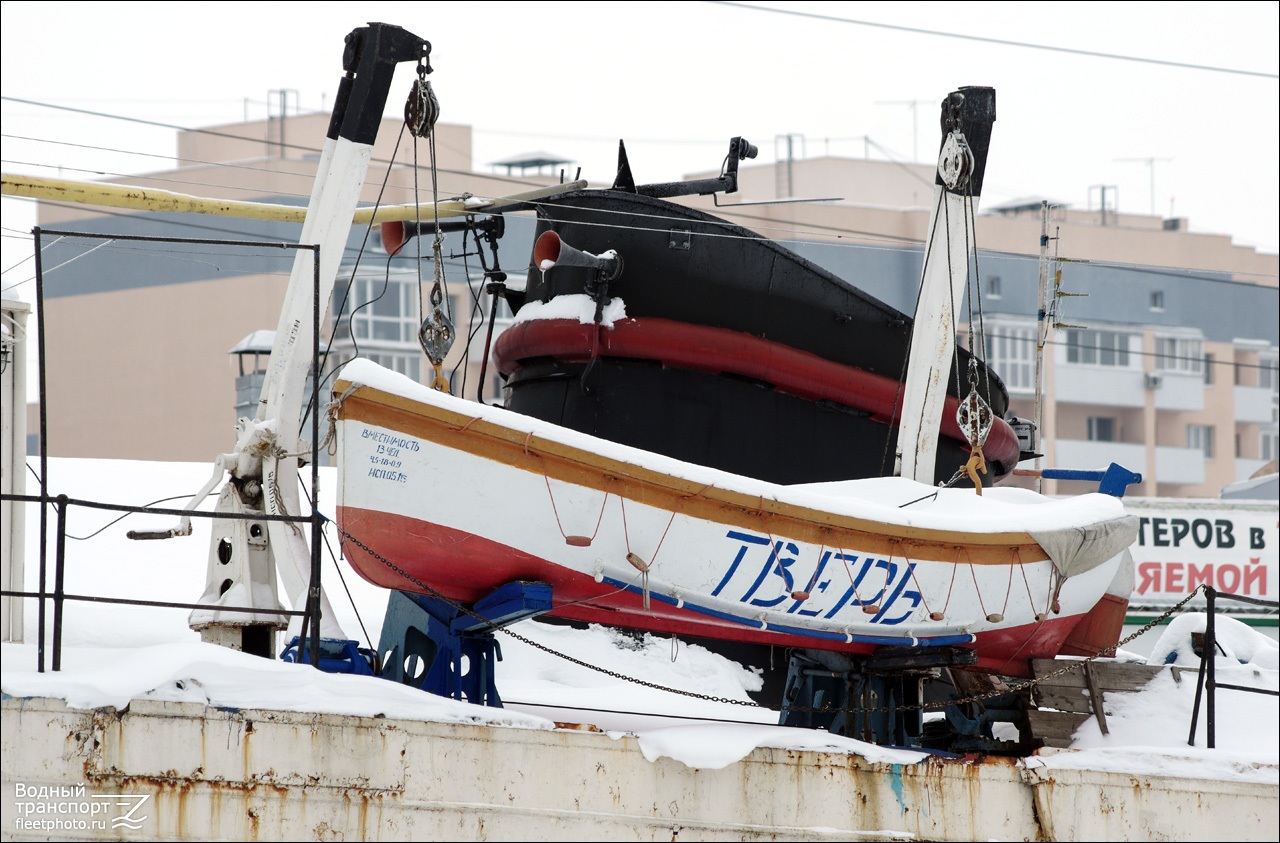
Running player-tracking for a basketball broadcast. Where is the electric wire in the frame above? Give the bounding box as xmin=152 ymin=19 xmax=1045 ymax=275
xmin=708 ymin=1 xmax=1279 ymax=79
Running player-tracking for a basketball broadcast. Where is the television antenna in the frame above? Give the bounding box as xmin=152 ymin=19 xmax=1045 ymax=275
xmin=1116 ymin=157 xmax=1172 ymax=216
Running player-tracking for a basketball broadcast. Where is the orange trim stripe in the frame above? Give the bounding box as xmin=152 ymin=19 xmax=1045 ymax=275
xmin=336 ymin=380 xmax=1048 ymax=566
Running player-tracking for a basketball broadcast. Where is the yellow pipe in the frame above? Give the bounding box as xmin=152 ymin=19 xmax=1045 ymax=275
xmin=1 ymin=174 xmax=586 ymax=224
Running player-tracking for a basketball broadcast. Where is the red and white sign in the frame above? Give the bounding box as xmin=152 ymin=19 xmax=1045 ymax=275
xmin=1122 ymin=498 xmax=1277 ymax=611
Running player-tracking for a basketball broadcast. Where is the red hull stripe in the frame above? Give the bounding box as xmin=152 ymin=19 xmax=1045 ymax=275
xmin=492 ymin=317 xmax=1021 ymax=473
xmin=338 ymin=505 xmax=1080 ymax=677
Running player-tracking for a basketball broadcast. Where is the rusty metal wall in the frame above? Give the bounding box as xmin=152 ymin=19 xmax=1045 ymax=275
xmin=3 ymin=696 xmax=1276 ymax=842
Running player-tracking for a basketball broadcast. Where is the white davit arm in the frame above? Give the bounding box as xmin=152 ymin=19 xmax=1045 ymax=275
xmin=897 ymin=88 xmax=997 ymax=485
xmin=186 ymin=24 xmax=432 ymax=649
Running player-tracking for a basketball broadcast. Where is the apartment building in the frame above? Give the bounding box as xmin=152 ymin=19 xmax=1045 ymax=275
xmin=688 ymin=157 xmax=1278 ymax=498
xmin=24 ymin=116 xmax=1279 ymax=499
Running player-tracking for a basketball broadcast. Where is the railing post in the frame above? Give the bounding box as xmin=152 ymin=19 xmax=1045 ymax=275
xmin=1205 ymin=586 xmax=1217 ymax=750
xmin=51 ymin=494 xmax=68 ymax=671
xmin=1187 ymin=585 xmax=1207 ymax=746
xmin=34 ymin=226 xmax=48 ymax=674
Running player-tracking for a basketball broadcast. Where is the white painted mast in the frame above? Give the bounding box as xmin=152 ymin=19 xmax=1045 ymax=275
xmin=897 ymin=88 xmax=997 ymax=485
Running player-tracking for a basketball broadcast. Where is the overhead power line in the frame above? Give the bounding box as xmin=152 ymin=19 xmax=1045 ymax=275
xmin=0 ymin=97 xmax=551 ymax=192
xmin=709 ymin=2 xmax=1279 ymax=79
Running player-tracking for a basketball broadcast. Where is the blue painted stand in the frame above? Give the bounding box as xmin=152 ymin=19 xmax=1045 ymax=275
xmin=280 ymin=637 xmax=377 ymax=675
xmin=377 ymin=581 xmax=553 ymax=707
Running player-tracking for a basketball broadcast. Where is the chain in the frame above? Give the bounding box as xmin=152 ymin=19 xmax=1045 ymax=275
xmin=336 ymin=522 xmax=1206 ymax=716
xmin=916 ymin=584 xmax=1209 ymax=712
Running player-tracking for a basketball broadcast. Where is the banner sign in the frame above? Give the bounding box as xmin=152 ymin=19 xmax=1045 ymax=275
xmin=1122 ymin=498 xmax=1277 ymax=612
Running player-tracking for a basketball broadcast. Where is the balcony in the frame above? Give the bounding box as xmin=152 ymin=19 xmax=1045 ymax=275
xmin=1152 ymin=371 xmax=1204 ymax=412
xmin=1154 ymin=445 xmax=1206 ymax=485
xmin=1056 ymin=366 xmax=1145 ymax=408
xmin=1234 ymin=385 xmax=1277 ymax=424
xmin=1052 ymin=439 xmax=1147 ymax=475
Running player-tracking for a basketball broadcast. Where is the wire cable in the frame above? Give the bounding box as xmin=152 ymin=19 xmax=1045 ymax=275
xmin=708 ymin=2 xmax=1279 ymax=79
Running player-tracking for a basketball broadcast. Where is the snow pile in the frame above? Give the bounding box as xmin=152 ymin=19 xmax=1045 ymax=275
xmin=1036 ymin=613 xmax=1279 ymax=784
xmin=509 ymin=293 xmax=627 ymax=327
xmin=1 ymin=641 xmax=550 ymax=730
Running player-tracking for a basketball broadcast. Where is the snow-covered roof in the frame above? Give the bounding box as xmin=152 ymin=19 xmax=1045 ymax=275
xmin=487 ymin=151 xmax=575 ymax=168
xmin=228 ymin=329 xmax=276 ymax=355
xmin=1221 ymin=470 xmax=1279 ymax=501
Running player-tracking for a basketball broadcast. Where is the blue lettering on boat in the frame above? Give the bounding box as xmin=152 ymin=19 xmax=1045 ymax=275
xmin=367 ymin=467 xmax=408 ymax=483
xmin=715 ymin=529 xmax=920 ymax=625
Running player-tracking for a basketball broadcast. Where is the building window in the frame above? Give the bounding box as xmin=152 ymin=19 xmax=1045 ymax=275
xmin=1154 ymin=336 xmax=1204 ymax=375
xmin=1186 ymin=424 xmax=1214 ymax=459
xmin=1149 ymin=290 xmax=1165 ymax=311
xmin=330 ymin=272 xmax=425 ymax=384
xmin=1203 ymin=353 xmax=1214 ymax=385
xmin=986 ymin=276 xmax=1002 ymax=300
xmin=1065 ymin=329 xmax=1134 ymax=367
xmin=1260 ymin=354 xmax=1279 ymax=393
xmin=332 ymin=276 xmax=421 ymax=344
xmin=1262 ymin=431 xmax=1278 ymax=462
xmin=366 ymin=350 xmax=422 ymax=381
xmin=1087 ymin=417 xmax=1117 ymax=442
xmin=984 ymin=323 xmax=1035 ymax=394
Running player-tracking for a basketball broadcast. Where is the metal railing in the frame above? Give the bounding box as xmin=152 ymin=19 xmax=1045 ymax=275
xmin=2 ymin=227 xmax=329 ymax=671
xmin=1188 ymin=586 xmax=1280 ymax=748
xmin=1 ymin=492 xmax=314 ymax=672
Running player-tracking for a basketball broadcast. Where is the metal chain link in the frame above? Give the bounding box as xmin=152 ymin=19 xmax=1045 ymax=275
xmin=916 ymin=584 xmax=1208 ymax=713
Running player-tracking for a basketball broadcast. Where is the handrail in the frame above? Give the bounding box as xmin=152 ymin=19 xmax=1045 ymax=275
xmin=7 ymin=225 xmax=332 ymax=674
xmin=1188 ymin=585 xmax=1280 ymax=748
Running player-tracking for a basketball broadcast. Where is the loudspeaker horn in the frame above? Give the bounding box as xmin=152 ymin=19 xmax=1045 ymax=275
xmin=534 ymin=231 xmax=622 ymax=280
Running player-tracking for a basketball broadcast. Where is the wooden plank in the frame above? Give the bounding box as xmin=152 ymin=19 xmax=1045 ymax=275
xmin=1030 ymin=659 xmax=1088 ymax=689
xmin=1033 ymin=675 xmax=1088 ymax=693
xmin=1026 ymin=710 xmax=1090 ymax=747
xmin=1031 ymin=659 xmax=1183 ymax=691
xmin=0 ymin=173 xmax=589 ymax=225
xmin=1089 ymin=662 xmax=1167 ymax=692
xmin=1031 ymin=686 xmax=1095 ymax=714
xmin=1028 ymin=658 xmax=1189 ymax=748
xmin=1084 ymin=663 xmax=1109 ymax=735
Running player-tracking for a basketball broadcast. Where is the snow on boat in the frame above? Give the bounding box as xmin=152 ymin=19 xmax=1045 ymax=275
xmin=334 ymin=84 xmax=1140 ymax=683
xmin=333 ymin=357 xmax=1137 ymax=677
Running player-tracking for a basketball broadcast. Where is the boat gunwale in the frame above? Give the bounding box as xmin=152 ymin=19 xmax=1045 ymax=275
xmin=334 ymin=378 xmax=1052 ymax=566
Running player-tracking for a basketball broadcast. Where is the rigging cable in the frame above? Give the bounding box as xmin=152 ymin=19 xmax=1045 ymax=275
xmin=405 ymin=67 xmax=453 ymax=394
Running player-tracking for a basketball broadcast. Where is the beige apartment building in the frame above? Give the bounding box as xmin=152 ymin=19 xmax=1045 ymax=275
xmin=687 ymin=156 xmax=1278 ymax=498
xmin=25 ymin=114 xmax=1279 ymax=499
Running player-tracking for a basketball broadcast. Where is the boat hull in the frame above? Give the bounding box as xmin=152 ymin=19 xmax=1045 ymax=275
xmin=334 ymin=363 xmax=1135 ymax=678
xmin=496 ymin=316 xmax=1022 ymax=486
xmin=338 ymin=504 xmax=1090 ymax=673
xmin=498 ymin=188 xmax=1016 ymax=488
